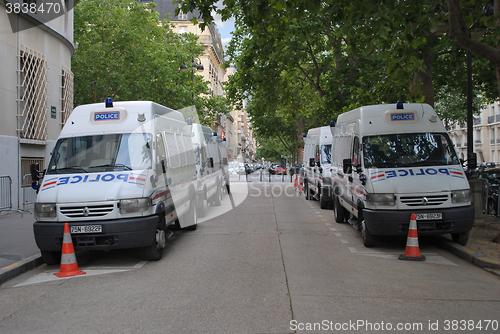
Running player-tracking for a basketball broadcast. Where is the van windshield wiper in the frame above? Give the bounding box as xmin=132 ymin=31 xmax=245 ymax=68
xmin=51 ymin=166 xmax=89 ymax=173
xmin=88 ymin=163 xmax=132 ymax=170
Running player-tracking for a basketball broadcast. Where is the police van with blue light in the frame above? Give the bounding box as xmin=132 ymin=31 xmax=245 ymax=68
xmin=31 ymin=99 xmax=198 ymax=264
xmin=330 ymin=102 xmax=474 ymax=247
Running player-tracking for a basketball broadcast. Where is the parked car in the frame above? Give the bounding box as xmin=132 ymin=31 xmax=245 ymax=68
xmin=290 ymin=163 xmax=302 ymax=175
xmin=273 ymin=165 xmax=287 ymax=175
xmin=477 ymin=168 xmax=500 ymax=216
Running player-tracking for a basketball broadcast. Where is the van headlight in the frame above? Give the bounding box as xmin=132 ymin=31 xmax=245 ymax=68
xmin=119 ymin=198 xmax=151 ymax=214
xmin=451 ymin=189 xmax=471 ymax=204
xmin=35 ymin=203 xmax=56 ymax=218
xmin=366 ymin=193 xmax=396 ymax=206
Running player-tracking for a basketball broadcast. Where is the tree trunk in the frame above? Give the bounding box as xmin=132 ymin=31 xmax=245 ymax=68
xmin=410 ymin=44 xmax=434 ymax=107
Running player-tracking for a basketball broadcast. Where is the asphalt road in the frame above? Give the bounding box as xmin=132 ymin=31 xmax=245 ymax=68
xmin=1 ymin=178 xmax=500 ymax=334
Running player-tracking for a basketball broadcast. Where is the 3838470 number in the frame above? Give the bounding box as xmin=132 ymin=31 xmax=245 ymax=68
xmin=443 ymin=320 xmax=498 ymax=331
xmin=5 ymin=2 xmax=64 ymax=15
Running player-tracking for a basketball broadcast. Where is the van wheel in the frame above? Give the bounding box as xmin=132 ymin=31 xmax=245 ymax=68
xmin=145 ymin=214 xmax=166 ymax=261
xmin=334 ymin=196 xmax=346 ymax=223
xmin=198 ymin=193 xmax=208 ymax=218
xmin=214 ymin=185 xmax=222 ymax=206
xmin=185 ymin=199 xmax=198 ymax=230
xmin=144 ymin=229 xmax=165 ymax=261
xmin=305 ymin=184 xmax=311 ymax=200
xmin=41 ymin=250 xmax=61 ymax=265
xmin=320 ymin=193 xmax=328 ymax=209
xmin=361 ymin=220 xmax=376 ymax=247
xmin=451 ymin=231 xmax=469 ymax=246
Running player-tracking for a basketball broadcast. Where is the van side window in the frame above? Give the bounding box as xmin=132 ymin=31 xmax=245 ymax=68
xmin=156 ymin=132 xmax=166 ymax=164
xmin=353 ymin=137 xmax=360 ymax=165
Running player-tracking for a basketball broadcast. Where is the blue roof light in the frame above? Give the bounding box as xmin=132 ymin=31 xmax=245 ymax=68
xmin=330 ymin=120 xmax=335 ymax=127
xmin=187 ymin=118 xmax=193 ymax=125
xmin=105 ymin=98 xmax=113 ymax=108
xmin=396 ymin=101 xmax=404 ymax=109
xmin=213 ymin=131 xmax=217 ymax=136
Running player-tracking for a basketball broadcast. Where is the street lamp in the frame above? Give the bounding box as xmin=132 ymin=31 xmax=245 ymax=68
xmin=180 ymin=57 xmax=204 ymax=105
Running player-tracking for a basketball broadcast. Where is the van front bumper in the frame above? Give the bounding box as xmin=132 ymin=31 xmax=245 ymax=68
xmin=34 ymin=216 xmax=158 ymax=252
xmin=362 ymin=205 xmax=474 ymax=236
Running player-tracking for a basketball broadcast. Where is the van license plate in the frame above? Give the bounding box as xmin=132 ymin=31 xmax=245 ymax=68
xmin=70 ymin=225 xmax=102 ymax=234
xmin=416 ymin=213 xmax=442 ymax=220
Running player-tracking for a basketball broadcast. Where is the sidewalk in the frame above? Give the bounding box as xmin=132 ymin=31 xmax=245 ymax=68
xmin=0 ymin=210 xmax=43 ymax=285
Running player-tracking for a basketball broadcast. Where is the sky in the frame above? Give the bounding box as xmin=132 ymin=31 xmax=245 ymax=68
xmin=211 ymin=1 xmax=235 ymax=55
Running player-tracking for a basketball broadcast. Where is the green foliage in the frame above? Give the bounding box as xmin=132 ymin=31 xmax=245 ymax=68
xmin=72 ymin=0 xmax=207 ymax=113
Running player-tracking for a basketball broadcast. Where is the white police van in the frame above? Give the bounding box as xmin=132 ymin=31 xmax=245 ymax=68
xmin=31 ymin=100 xmax=198 ymax=264
xmin=331 ymin=102 xmax=474 ymax=247
xmin=302 ymin=125 xmax=334 ymax=209
xmin=190 ymin=123 xmax=227 ymax=217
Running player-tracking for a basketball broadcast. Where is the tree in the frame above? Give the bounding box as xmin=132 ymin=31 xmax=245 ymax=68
xmin=72 ymin=0 xmax=207 ymax=114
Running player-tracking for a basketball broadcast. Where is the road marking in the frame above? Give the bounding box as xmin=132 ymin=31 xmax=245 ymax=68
xmin=346 ymin=247 xmax=458 ymax=266
xmin=329 ymin=228 xmax=337 ymax=231
xmin=335 ymin=233 xmax=342 ymax=237
xmin=325 ymin=222 xmax=331 ymax=226
xmin=13 ymin=261 xmax=148 ymax=287
xmin=341 ymin=239 xmax=349 ymax=244
xmin=2 ymin=263 xmax=21 ymax=270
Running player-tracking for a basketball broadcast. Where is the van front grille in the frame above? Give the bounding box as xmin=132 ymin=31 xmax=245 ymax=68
xmin=399 ymin=195 xmax=448 ymax=207
xmin=60 ymin=204 xmax=114 ymax=218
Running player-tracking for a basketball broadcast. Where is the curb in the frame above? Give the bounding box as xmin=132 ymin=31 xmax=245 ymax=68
xmin=0 ymin=254 xmax=44 ymax=286
xmin=433 ymin=237 xmax=500 ymax=275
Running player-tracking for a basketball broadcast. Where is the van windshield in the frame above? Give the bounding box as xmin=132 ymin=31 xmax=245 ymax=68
xmin=363 ymin=133 xmax=459 ymax=168
xmin=321 ymin=144 xmax=332 ymax=164
xmin=47 ymin=133 xmax=152 ymax=174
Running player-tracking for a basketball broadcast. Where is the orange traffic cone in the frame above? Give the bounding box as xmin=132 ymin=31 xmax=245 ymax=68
xmin=54 ymin=223 xmax=86 ymax=277
xmin=293 ymin=174 xmax=298 ymax=188
xmin=298 ymin=175 xmax=304 ymax=193
xmin=399 ymin=213 xmax=425 ymax=261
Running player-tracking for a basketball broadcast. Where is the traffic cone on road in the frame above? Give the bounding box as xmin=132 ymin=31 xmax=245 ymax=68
xmin=54 ymin=223 xmax=86 ymax=277
xmin=293 ymin=174 xmax=298 ymax=188
xmin=399 ymin=213 xmax=425 ymax=261
xmin=298 ymin=175 xmax=304 ymax=193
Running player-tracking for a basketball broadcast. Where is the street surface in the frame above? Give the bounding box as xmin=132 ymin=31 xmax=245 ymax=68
xmin=1 ymin=171 xmax=500 ymax=333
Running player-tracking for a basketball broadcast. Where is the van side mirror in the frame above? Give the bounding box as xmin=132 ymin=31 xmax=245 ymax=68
xmin=309 ymin=158 xmax=315 ymax=167
xmin=316 ymin=160 xmax=321 ymax=167
xmin=343 ymin=158 xmax=352 ymax=174
xmin=30 ymin=163 xmax=40 ymax=181
xmin=156 ymin=156 xmax=167 ymax=174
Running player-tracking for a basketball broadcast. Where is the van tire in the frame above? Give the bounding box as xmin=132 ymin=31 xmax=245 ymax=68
xmin=451 ymin=231 xmax=469 ymax=246
xmin=361 ymin=220 xmax=376 ymax=247
xmin=198 ymin=193 xmax=208 ymax=218
xmin=145 ymin=214 xmax=166 ymax=261
xmin=320 ymin=193 xmax=328 ymax=209
xmin=214 ymin=185 xmax=222 ymax=206
xmin=41 ymin=250 xmax=61 ymax=265
xmin=185 ymin=200 xmax=198 ymax=231
xmin=334 ymin=196 xmax=346 ymax=223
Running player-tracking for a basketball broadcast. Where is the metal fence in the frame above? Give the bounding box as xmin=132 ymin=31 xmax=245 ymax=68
xmin=0 ymin=176 xmax=12 ymax=211
xmin=22 ymin=173 xmax=37 ymax=212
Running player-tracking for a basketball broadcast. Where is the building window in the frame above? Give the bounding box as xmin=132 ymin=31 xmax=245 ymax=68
xmin=17 ymin=45 xmax=48 ymax=141
xmin=178 ymin=26 xmax=188 ymax=34
xmin=61 ymin=66 xmax=74 ymax=128
xmin=178 ymin=9 xmax=187 ymax=20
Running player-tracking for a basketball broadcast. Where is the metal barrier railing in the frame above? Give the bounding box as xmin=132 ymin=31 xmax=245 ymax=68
xmin=0 ymin=175 xmax=23 ymax=216
xmin=22 ymin=173 xmax=37 ymax=212
xmin=0 ymin=176 xmax=12 ymax=211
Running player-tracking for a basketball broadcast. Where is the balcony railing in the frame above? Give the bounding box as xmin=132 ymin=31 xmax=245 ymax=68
xmin=497 ymin=114 xmax=500 ymax=122
xmin=198 ymin=35 xmax=224 ymax=64
xmin=474 ymin=118 xmax=481 ymax=125
xmin=488 ymin=116 xmax=495 ymax=124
